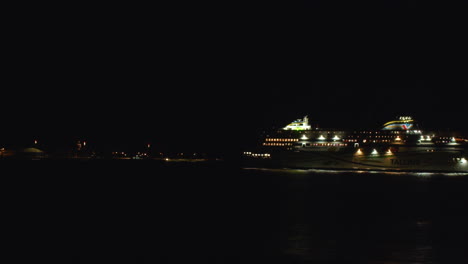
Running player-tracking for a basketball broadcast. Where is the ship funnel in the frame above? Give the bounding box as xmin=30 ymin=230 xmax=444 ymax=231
xmin=382 ymin=116 xmax=415 ymax=131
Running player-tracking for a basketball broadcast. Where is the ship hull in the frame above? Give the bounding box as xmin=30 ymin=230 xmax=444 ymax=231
xmin=242 ymin=148 xmax=468 ymax=173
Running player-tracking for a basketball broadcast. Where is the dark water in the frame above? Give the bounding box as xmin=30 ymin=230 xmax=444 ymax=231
xmin=4 ymin=161 xmax=468 ymax=263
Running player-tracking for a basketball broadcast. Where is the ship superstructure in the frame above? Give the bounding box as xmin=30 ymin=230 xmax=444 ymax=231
xmin=243 ymin=116 xmax=468 ymax=172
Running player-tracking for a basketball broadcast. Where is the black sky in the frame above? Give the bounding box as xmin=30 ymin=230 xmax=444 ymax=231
xmin=2 ymin=1 xmax=467 ymax=153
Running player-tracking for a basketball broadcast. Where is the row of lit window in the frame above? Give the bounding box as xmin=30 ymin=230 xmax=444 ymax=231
xmin=268 ymin=134 xmax=462 ymax=142
xmin=279 ymin=130 xmax=429 ymax=135
xmin=330 ymin=138 xmax=396 ymax=142
xmin=355 ymin=131 xmax=401 ymax=134
xmin=297 ymin=135 xmax=341 ymax=140
xmin=302 ymin=143 xmax=347 ymax=147
xmin=265 ymin=138 xmax=299 ymax=142
xmin=347 ymin=135 xmax=397 ymax=139
xmin=263 ymin=143 xmax=293 ymax=146
xmin=243 ymin=152 xmax=271 ymax=157
xmin=353 ymin=131 xmax=407 ymax=134
xmin=284 ymin=131 xmax=405 ymax=135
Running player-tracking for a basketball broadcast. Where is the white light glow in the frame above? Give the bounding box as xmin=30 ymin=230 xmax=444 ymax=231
xmin=318 ymin=135 xmax=325 ymax=140
xmin=461 ymin=158 xmax=467 ymax=164
xmin=301 ymin=135 xmax=308 ymax=140
xmin=333 ymin=135 xmax=340 ymax=141
xmin=371 ymin=149 xmax=378 ymax=155
xmin=355 ymin=149 xmax=363 ymax=155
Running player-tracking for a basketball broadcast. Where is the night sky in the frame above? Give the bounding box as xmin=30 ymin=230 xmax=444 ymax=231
xmin=2 ymin=1 xmax=467 ymax=154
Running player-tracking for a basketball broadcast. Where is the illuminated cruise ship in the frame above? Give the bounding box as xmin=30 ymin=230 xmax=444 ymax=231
xmin=242 ymin=116 xmax=468 ymax=172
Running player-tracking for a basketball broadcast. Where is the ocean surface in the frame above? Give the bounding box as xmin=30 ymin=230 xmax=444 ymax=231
xmin=4 ymin=160 xmax=468 ymax=263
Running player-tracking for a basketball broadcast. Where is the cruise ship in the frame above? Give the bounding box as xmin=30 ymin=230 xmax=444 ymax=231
xmin=242 ymin=116 xmax=468 ymax=172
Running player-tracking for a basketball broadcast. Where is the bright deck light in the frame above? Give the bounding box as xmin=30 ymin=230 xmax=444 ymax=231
xmin=301 ymin=135 xmax=308 ymax=140
xmin=318 ymin=135 xmax=325 ymax=140
xmin=371 ymin=149 xmax=378 ymax=155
